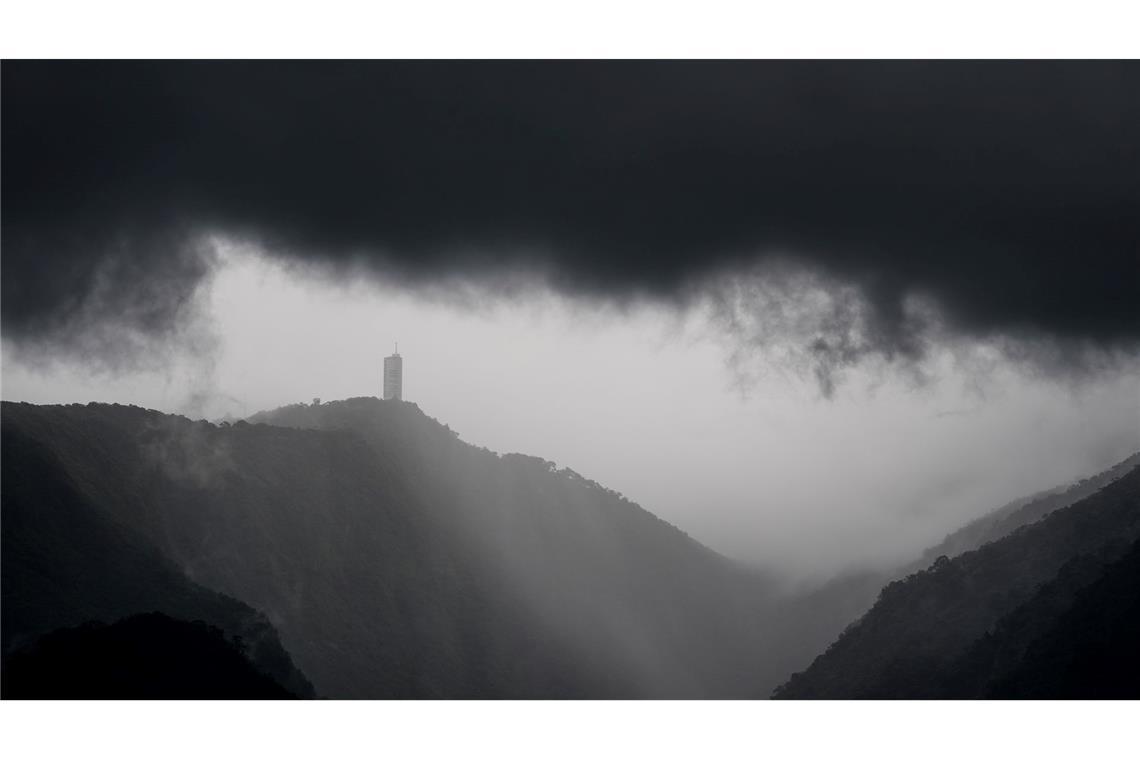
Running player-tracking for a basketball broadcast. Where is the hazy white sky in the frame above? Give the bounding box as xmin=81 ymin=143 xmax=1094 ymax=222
xmin=4 ymin=241 xmax=1138 ymax=581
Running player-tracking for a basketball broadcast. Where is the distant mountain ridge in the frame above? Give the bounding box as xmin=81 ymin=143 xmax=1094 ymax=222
xmin=911 ymin=451 xmax=1140 ymax=571
xmin=774 ymin=458 xmax=1140 ymax=698
xmin=765 ymin=449 xmax=1140 ymax=683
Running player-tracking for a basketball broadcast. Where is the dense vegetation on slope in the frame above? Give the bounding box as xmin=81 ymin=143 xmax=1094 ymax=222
xmin=8 ymin=397 xmax=1134 ymax=699
xmin=3 ymin=401 xmax=607 ymax=697
xmin=4 ymin=399 xmax=782 ymax=698
xmin=985 ymin=538 xmax=1140 ymax=698
xmin=774 ymin=464 xmax=1140 ymax=698
xmin=1 ymin=425 xmax=314 ymax=697
xmin=2 ymin=613 xmax=301 ymax=699
xmin=943 ymin=537 xmax=1140 ymax=698
xmin=766 ymin=450 xmax=1140 ymax=686
xmin=911 ymin=452 xmax=1140 ymax=571
xmin=250 ymin=398 xmax=787 ymax=696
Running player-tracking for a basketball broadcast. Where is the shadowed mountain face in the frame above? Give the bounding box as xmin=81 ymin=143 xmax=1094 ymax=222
xmin=2 ymin=399 xmax=784 ymax=698
xmin=774 ymin=463 xmax=1140 ymax=698
xmin=984 ymin=538 xmax=1140 ymax=699
xmin=246 ymin=398 xmax=789 ymax=696
xmin=4 ymin=398 xmax=1136 ymax=699
xmin=774 ymin=450 xmax=1140 ymax=659
xmin=1 ymin=424 xmax=315 ymax=697
xmin=910 ymin=452 xmax=1140 ymax=572
xmin=2 ymin=613 xmax=301 ymax=699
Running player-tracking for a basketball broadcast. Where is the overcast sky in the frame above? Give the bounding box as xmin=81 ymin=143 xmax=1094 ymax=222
xmin=3 ymin=61 xmax=1139 ymax=581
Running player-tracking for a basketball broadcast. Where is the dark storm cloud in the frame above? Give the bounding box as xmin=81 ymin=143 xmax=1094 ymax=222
xmin=4 ymin=61 xmax=1138 ymax=374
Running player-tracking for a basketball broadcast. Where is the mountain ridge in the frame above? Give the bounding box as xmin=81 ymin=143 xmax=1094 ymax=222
xmin=6 ymin=397 xmax=1135 ymax=699
xmin=1 ymin=419 xmax=315 ymax=697
xmin=4 ymin=398 xmax=778 ymax=697
xmin=773 ymin=460 xmax=1140 ymax=698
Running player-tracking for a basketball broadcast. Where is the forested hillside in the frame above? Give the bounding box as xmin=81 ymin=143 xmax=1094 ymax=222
xmin=911 ymin=452 xmax=1140 ymax=571
xmin=6 ymin=398 xmax=1135 ymax=699
xmin=774 ymin=463 xmax=1140 ymax=698
xmin=2 ymin=613 xmax=302 ymax=699
xmin=1 ymin=423 xmax=314 ymax=697
xmin=4 ymin=399 xmax=781 ymax=698
xmin=765 ymin=450 xmax=1140 ymax=683
xmin=248 ymin=398 xmax=795 ymax=695
xmin=984 ymin=538 xmax=1140 ymax=698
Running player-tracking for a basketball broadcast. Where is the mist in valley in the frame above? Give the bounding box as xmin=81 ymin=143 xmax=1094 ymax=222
xmin=5 ymin=244 xmax=1138 ymax=587
xmin=3 ymin=61 xmax=1139 ymax=700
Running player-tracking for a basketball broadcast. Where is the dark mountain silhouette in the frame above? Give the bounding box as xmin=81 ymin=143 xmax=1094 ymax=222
xmin=1 ymin=423 xmax=315 ymax=697
xmin=911 ymin=452 xmax=1140 ymax=572
xmin=763 ymin=450 xmax=1140 ymax=685
xmin=2 ymin=612 xmax=301 ymax=699
xmin=931 ymin=535 xmax=1140 ymax=699
xmin=984 ymin=538 xmax=1140 ymax=698
xmin=3 ymin=399 xmax=787 ymax=698
xmin=773 ymin=461 xmax=1140 ymax=698
xmin=6 ymin=397 xmax=1136 ymax=699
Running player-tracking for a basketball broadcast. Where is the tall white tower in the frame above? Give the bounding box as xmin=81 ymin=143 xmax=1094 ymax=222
xmin=383 ymin=344 xmax=403 ymax=401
